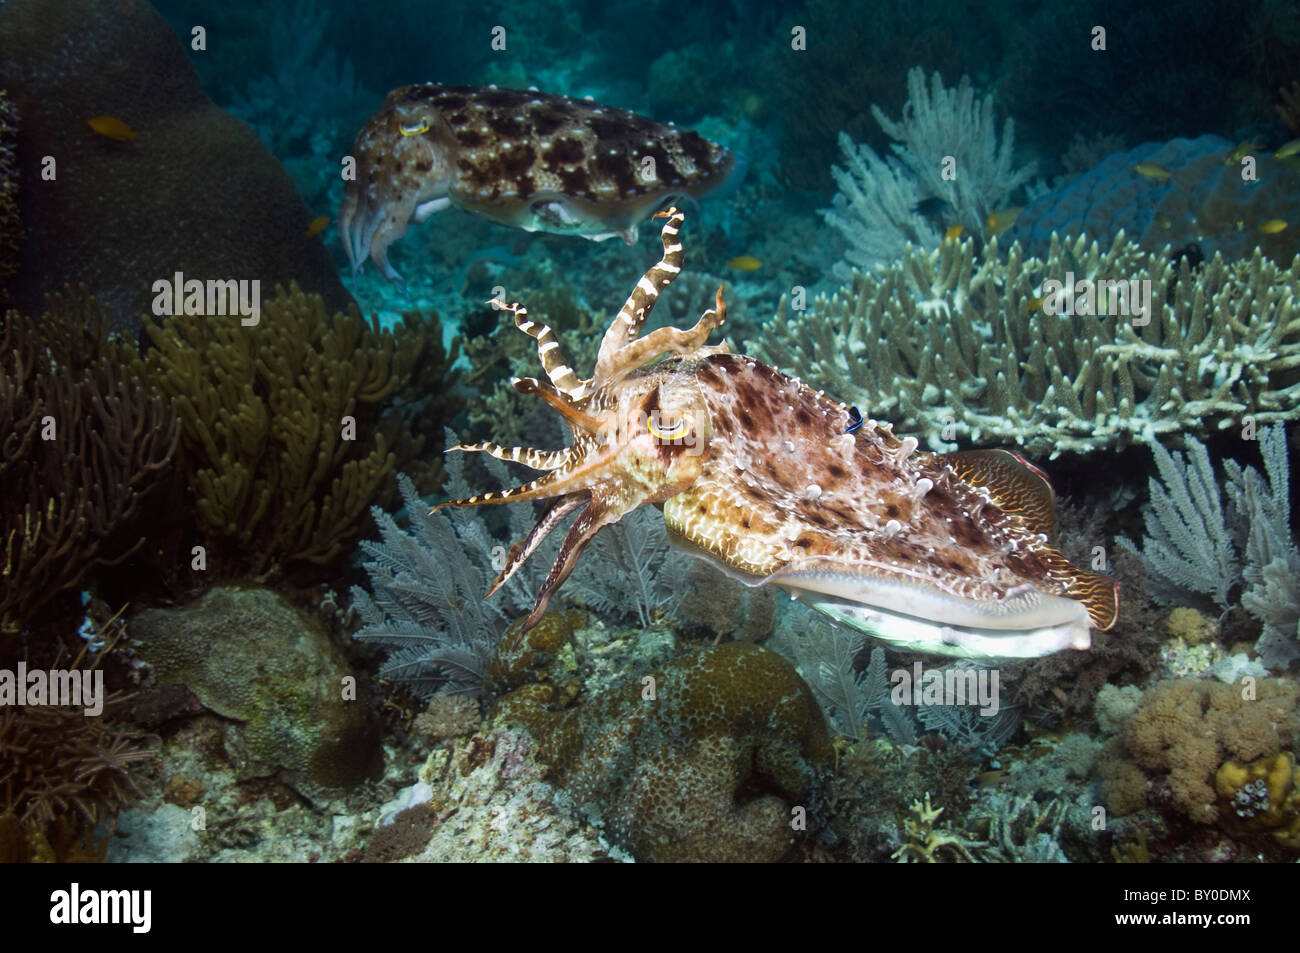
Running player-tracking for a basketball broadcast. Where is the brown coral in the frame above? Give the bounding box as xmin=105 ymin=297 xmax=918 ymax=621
xmin=1 ymin=291 xmax=178 ymax=638
xmin=1101 ymin=678 xmax=1300 ymax=824
xmin=494 ymin=643 xmax=832 ymax=862
xmin=133 ymin=283 xmax=456 ymax=578
xmin=0 ymin=695 xmax=154 ymax=862
xmin=0 ymin=0 xmax=351 ymax=330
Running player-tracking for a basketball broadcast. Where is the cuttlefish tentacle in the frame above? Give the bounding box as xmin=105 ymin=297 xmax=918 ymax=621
xmin=489 ymin=300 xmax=588 ymax=402
xmin=449 ymin=441 xmax=572 ymax=471
xmin=589 ymin=208 xmax=686 ymax=394
xmin=518 ymin=496 xmax=625 ymax=634
xmin=511 ymin=377 xmax=602 ymax=433
xmin=486 ymin=496 xmax=587 ymax=598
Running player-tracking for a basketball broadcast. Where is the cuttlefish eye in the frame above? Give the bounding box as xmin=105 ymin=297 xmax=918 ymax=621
xmin=647 ymin=414 xmax=689 ymax=441
xmin=399 ymin=118 xmax=431 ymax=136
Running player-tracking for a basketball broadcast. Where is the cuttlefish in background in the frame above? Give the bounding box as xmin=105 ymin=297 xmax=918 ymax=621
xmin=434 ymin=210 xmax=1118 ymax=658
xmin=339 ymin=84 xmax=743 ymax=281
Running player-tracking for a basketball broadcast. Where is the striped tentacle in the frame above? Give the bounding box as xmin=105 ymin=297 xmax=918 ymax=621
xmin=590 ymin=207 xmax=685 ymax=391
xmin=489 ymin=299 xmax=587 ymax=402
xmin=449 ymin=440 xmax=572 ymax=471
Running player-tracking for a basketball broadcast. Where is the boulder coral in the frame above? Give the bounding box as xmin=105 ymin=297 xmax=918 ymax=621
xmin=0 ymin=0 xmax=351 ymax=330
xmin=131 ymin=586 xmax=383 ymax=801
xmin=494 ymin=642 xmax=832 ymax=862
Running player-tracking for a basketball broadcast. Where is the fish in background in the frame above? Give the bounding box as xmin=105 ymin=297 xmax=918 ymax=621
xmin=339 ymin=84 xmax=745 ymax=282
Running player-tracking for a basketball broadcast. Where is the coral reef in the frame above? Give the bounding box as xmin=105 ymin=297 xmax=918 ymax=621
xmin=891 ymin=793 xmax=983 ymax=862
xmin=1118 ymin=424 xmax=1300 ymax=667
xmin=383 ymin=728 xmax=613 ymax=862
xmin=133 ymin=284 xmax=455 ymax=579
xmin=750 ymin=233 xmax=1300 ymax=456
xmin=494 ymin=643 xmax=832 ymax=862
xmin=1099 ymin=678 xmax=1300 ymax=827
xmin=1215 ymin=752 xmax=1300 ymax=847
xmin=0 ymin=0 xmax=351 ymax=330
xmin=130 ymin=586 xmax=383 ymax=801
xmin=1 ymin=293 xmax=178 ymax=638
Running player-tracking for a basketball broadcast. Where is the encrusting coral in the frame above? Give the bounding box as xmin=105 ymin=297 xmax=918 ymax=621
xmin=751 ymin=232 xmax=1300 ymax=456
xmin=133 ymin=283 xmax=458 ymax=578
xmin=1 ymin=291 xmax=178 ymax=638
xmin=493 ymin=642 xmax=832 ymax=863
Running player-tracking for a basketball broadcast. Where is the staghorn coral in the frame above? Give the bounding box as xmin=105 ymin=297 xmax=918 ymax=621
xmin=749 ymin=233 xmax=1300 ymax=456
xmin=494 ymin=643 xmax=831 ymax=862
xmin=0 ymin=0 xmax=351 ymax=331
xmin=134 ymin=283 xmax=449 ymax=578
xmin=1 ymin=292 xmax=178 ymax=638
xmin=1100 ymin=678 xmax=1300 ymax=826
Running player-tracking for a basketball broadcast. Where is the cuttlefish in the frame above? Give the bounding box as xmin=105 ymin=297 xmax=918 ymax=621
xmin=434 ymin=210 xmax=1118 ymax=658
xmin=339 ymin=83 xmax=742 ymax=281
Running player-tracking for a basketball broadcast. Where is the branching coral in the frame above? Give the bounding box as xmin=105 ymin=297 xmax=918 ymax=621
xmin=134 ymin=283 xmax=452 ymax=578
xmin=750 ymin=233 xmax=1300 ymax=456
xmin=1 ymin=292 xmax=178 ymax=637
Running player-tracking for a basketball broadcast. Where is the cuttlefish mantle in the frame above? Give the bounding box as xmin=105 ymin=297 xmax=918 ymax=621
xmin=339 ymin=83 xmax=744 ymax=282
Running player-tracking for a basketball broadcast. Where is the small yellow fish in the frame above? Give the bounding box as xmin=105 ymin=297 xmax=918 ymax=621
xmin=87 ymin=115 xmax=137 ymax=141
xmin=1259 ymin=219 xmax=1288 ymax=234
xmin=1274 ymin=138 xmax=1300 ymax=159
xmin=1225 ymin=139 xmax=1258 ymax=165
xmin=725 ymin=254 xmax=762 ymax=272
xmin=305 ymin=215 xmax=330 ymax=238
xmin=1134 ymin=161 xmax=1173 ymax=181
xmin=942 ymin=224 xmax=964 ymax=243
xmin=1024 ymin=295 xmax=1046 ymax=313
xmin=985 ymin=206 xmax=1021 ymax=237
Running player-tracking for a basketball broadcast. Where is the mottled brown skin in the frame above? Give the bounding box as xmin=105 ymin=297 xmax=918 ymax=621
xmin=436 ymin=209 xmax=1117 ymax=651
xmin=339 ymin=84 xmax=739 ymax=280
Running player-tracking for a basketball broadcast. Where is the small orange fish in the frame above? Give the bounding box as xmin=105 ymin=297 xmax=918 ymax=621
xmin=87 ymin=115 xmax=137 ymax=141
xmin=1259 ymin=219 xmax=1288 ymax=234
xmin=985 ymin=207 xmax=1021 ymax=237
xmin=305 ymin=215 xmax=330 ymax=238
xmin=726 ymin=254 xmax=762 ymax=272
xmin=942 ymin=224 xmax=964 ymax=244
xmin=1134 ymin=161 xmax=1173 ymax=182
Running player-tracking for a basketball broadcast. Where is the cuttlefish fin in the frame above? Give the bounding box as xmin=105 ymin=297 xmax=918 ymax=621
xmin=1069 ymin=569 xmax=1120 ymax=631
xmin=944 ymin=448 xmax=1119 ymax=631
xmin=942 ymin=448 xmax=1057 ymax=537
